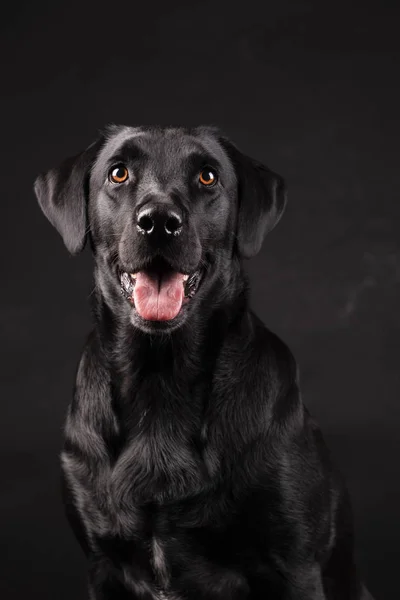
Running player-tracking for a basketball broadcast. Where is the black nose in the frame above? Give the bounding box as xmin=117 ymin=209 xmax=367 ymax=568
xmin=136 ymin=205 xmax=183 ymax=237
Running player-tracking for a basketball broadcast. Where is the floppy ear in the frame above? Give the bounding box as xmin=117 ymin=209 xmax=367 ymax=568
xmin=33 ymin=139 xmax=102 ymax=255
xmin=219 ymin=137 xmax=287 ymax=259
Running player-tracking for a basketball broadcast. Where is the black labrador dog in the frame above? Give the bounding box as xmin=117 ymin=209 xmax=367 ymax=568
xmin=34 ymin=125 xmax=374 ymax=600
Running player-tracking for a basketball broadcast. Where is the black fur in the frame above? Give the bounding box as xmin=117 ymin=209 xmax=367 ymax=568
xmin=34 ymin=125 xmax=374 ymax=600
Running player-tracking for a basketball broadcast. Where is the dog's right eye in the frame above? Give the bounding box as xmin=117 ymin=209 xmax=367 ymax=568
xmin=109 ymin=165 xmax=129 ymax=184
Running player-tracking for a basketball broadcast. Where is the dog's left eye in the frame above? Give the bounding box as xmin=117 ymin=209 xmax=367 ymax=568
xmin=109 ymin=165 xmax=129 ymax=184
xmin=199 ymin=168 xmax=218 ymax=187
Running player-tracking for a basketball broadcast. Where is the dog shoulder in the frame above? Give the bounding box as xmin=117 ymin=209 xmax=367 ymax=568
xmin=228 ymin=311 xmax=299 ymax=403
xmin=71 ymin=330 xmax=110 ymax=406
xmin=64 ymin=330 xmax=118 ymax=459
xmin=212 ymin=313 xmax=302 ymax=438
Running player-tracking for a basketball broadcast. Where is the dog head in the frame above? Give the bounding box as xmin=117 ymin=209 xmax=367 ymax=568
xmin=34 ymin=125 xmax=286 ymax=334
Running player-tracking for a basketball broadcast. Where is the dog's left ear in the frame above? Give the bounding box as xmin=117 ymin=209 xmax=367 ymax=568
xmin=219 ymin=137 xmax=287 ymax=259
xmin=33 ymin=139 xmax=103 ymax=255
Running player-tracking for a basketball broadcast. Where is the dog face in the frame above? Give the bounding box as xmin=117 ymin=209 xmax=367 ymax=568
xmin=34 ymin=125 xmax=286 ymax=333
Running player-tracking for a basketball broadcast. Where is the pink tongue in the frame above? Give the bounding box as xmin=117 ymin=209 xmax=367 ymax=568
xmin=133 ymin=271 xmax=184 ymax=321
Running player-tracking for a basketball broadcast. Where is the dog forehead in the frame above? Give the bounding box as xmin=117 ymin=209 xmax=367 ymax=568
xmin=94 ymin=125 xmax=235 ymax=181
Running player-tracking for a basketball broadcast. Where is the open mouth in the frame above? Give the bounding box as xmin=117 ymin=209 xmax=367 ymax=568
xmin=119 ymin=259 xmax=204 ymax=322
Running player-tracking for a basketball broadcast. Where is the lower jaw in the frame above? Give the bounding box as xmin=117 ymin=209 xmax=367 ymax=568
xmin=128 ymin=304 xmax=190 ymax=334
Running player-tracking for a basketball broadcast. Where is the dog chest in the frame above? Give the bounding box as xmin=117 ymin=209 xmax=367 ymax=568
xmin=62 ymin=443 xmax=251 ymax=599
xmin=61 ymin=423 xmax=213 ymax=537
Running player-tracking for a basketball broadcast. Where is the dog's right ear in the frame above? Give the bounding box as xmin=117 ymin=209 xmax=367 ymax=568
xmin=33 ymin=138 xmax=103 ymax=255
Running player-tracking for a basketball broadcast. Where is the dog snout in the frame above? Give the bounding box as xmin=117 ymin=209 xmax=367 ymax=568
xmin=136 ymin=203 xmax=183 ymax=238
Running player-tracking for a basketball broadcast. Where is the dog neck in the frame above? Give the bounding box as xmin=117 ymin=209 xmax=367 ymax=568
xmin=91 ymin=262 xmax=251 ymax=399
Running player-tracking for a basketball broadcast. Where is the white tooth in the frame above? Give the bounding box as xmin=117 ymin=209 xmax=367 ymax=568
xmin=183 ymin=275 xmax=189 ymax=281
xmin=131 ymin=273 xmax=137 ymax=279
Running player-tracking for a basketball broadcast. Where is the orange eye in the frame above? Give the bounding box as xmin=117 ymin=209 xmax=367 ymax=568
xmin=109 ymin=165 xmax=129 ymax=184
xmin=199 ymin=168 xmax=217 ymax=187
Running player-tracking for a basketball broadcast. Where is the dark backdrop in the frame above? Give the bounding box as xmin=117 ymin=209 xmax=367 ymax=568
xmin=1 ymin=1 xmax=399 ymax=598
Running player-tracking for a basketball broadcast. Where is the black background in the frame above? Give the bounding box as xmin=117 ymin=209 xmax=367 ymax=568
xmin=1 ymin=1 xmax=399 ymax=598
